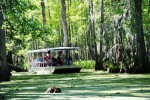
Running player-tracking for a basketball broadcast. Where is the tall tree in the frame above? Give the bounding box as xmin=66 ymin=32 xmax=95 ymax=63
xmin=90 ymin=0 xmax=99 ymax=70
xmin=87 ymin=1 xmax=93 ymax=60
xmin=61 ymin=0 xmax=69 ymax=47
xmin=134 ymin=0 xmax=149 ymax=73
xmin=0 ymin=5 xmax=10 ymax=81
xmin=95 ymin=0 xmax=104 ymax=70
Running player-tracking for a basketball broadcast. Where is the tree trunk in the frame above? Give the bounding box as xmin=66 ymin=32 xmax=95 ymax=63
xmin=41 ymin=0 xmax=46 ymax=26
xmin=59 ymin=25 xmax=63 ymax=46
xmin=68 ymin=0 xmax=71 ymax=46
xmin=87 ymin=24 xmax=92 ymax=59
xmin=61 ymin=0 xmax=69 ymax=47
xmin=41 ymin=0 xmax=47 ymax=47
xmin=0 ymin=6 xmax=10 ymax=82
xmin=95 ymin=0 xmax=104 ymax=70
xmin=134 ymin=0 xmax=149 ymax=73
xmin=87 ymin=2 xmax=93 ymax=60
xmin=48 ymin=6 xmax=51 ymax=25
xmin=149 ymin=0 xmax=150 ymax=14
xmin=147 ymin=0 xmax=150 ymax=55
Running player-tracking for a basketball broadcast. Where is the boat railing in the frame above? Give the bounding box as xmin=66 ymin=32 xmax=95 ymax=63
xmin=29 ymin=60 xmax=77 ymax=68
xmin=29 ymin=61 xmax=52 ymax=67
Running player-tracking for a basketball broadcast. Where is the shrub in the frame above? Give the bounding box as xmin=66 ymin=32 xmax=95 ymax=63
xmin=74 ymin=60 xmax=95 ymax=69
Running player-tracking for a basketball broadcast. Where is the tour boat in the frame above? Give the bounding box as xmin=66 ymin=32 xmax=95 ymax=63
xmin=27 ymin=47 xmax=82 ymax=74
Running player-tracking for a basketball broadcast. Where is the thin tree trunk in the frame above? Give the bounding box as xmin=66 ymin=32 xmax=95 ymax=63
xmin=149 ymin=0 xmax=150 ymax=14
xmin=48 ymin=6 xmax=51 ymax=24
xmin=61 ymin=0 xmax=69 ymax=47
xmin=41 ymin=0 xmax=47 ymax=47
xmin=59 ymin=25 xmax=63 ymax=46
xmin=147 ymin=0 xmax=150 ymax=55
xmin=87 ymin=28 xmax=92 ymax=59
xmin=87 ymin=2 xmax=93 ymax=60
xmin=41 ymin=0 xmax=46 ymax=26
xmin=148 ymin=0 xmax=150 ymax=55
xmin=134 ymin=0 xmax=149 ymax=73
xmin=68 ymin=0 xmax=71 ymax=46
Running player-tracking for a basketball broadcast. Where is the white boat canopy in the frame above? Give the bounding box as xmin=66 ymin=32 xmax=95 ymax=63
xmin=28 ymin=47 xmax=80 ymax=53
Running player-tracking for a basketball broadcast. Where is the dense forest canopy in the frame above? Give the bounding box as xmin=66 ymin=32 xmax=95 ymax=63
xmin=0 ymin=0 xmax=150 ymax=81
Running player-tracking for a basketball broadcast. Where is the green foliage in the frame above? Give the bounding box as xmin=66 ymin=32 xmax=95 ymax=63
xmin=75 ymin=60 xmax=95 ymax=69
xmin=1 ymin=0 xmax=149 ymax=69
xmin=108 ymin=62 xmax=118 ymax=69
xmin=74 ymin=60 xmax=95 ymax=69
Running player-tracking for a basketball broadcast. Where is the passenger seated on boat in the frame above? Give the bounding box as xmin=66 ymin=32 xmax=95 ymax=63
xmin=29 ymin=55 xmax=36 ymax=67
xmin=37 ymin=53 xmax=44 ymax=67
xmin=52 ymin=57 xmax=57 ymax=66
xmin=29 ymin=55 xmax=34 ymax=62
xmin=57 ymin=51 xmax=64 ymax=65
xmin=44 ymin=51 xmax=52 ymax=66
xmin=63 ymin=56 xmax=68 ymax=65
xmin=68 ymin=57 xmax=73 ymax=65
xmin=57 ymin=56 xmax=63 ymax=65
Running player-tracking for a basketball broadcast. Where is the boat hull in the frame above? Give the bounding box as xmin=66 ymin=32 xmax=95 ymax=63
xmin=28 ymin=66 xmax=82 ymax=74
